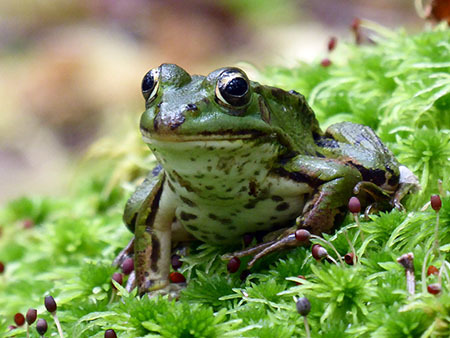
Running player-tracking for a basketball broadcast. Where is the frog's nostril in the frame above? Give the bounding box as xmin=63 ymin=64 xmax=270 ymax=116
xmin=186 ymin=103 xmax=198 ymax=111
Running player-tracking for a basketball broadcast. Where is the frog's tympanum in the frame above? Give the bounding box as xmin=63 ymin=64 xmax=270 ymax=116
xmin=115 ymin=64 xmax=418 ymax=296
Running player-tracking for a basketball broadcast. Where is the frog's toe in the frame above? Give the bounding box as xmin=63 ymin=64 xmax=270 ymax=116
xmin=126 ymin=271 xmax=136 ymax=292
xmin=223 ymin=230 xmax=302 ymax=268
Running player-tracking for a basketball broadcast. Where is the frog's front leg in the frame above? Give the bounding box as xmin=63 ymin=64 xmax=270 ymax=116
xmin=133 ymin=171 xmax=178 ymax=296
xmin=227 ymin=156 xmax=362 ymax=266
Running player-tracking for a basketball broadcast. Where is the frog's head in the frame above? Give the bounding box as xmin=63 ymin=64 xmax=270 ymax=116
xmin=139 ymin=64 xmax=320 ymax=153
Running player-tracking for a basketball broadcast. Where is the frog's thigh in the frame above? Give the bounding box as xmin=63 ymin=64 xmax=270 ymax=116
xmin=134 ymin=173 xmax=176 ymax=295
xmin=283 ymin=156 xmax=362 ymax=234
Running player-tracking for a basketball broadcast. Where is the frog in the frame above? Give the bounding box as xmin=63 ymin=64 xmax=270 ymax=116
xmin=114 ymin=63 xmax=419 ymax=296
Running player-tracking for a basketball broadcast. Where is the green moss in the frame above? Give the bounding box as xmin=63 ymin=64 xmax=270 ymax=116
xmin=1 ymin=24 xmax=449 ymax=337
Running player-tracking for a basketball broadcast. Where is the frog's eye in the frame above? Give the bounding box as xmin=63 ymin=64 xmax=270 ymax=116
xmin=142 ymin=69 xmax=160 ymax=102
xmin=215 ymin=69 xmax=251 ymax=108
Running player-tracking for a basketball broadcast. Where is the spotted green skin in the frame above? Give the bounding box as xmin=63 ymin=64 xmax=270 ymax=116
xmin=123 ymin=64 xmax=411 ymax=294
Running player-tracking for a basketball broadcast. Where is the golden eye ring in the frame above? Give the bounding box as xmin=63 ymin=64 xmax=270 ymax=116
xmin=215 ymin=68 xmax=251 ymax=108
xmin=141 ymin=68 xmax=160 ymax=102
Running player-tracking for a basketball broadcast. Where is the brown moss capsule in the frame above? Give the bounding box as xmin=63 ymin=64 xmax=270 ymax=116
xmin=122 ymin=258 xmax=134 ymax=275
xmin=105 ymin=329 xmax=117 ymax=338
xmin=427 ymin=283 xmax=441 ymax=295
xmin=169 ymin=271 xmax=186 ymax=283
xmin=295 ymin=275 xmax=306 ymax=285
xmin=328 ymin=37 xmax=337 ymax=52
xmin=295 ymin=229 xmax=311 ymax=242
xmin=296 ymin=297 xmax=311 ymax=316
xmin=44 ymin=295 xmax=57 ymax=313
xmin=36 ymin=318 xmax=48 ymax=335
xmin=344 ymin=252 xmax=356 ymax=265
xmin=243 ymin=233 xmax=253 ymax=247
xmin=227 ymin=257 xmax=241 ymax=273
xmin=431 ymin=195 xmax=442 ymax=212
xmin=321 ymin=58 xmax=331 ymax=67
xmin=171 ymin=255 xmax=183 ymax=270
xmin=312 ymin=244 xmax=328 ymax=260
xmin=112 ymin=272 xmax=123 ymax=288
xmin=0 ymin=261 xmax=5 ymax=273
xmin=14 ymin=313 xmax=25 ymax=326
xmin=26 ymin=308 xmax=37 ymax=325
xmin=348 ymin=197 xmax=361 ymax=214
xmin=427 ymin=265 xmax=439 ymax=276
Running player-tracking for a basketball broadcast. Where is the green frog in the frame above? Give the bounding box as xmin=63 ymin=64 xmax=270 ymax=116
xmin=115 ymin=63 xmax=418 ymax=296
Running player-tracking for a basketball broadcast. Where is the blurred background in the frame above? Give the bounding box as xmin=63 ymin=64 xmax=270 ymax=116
xmin=0 ymin=0 xmax=427 ymax=203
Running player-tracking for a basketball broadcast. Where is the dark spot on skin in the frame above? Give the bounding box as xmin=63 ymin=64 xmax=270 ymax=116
xmin=180 ymin=196 xmax=197 ymax=207
xmin=186 ymin=224 xmax=199 ymax=231
xmin=220 ymin=218 xmax=232 ymax=225
xmin=276 ymin=202 xmax=290 ymax=211
xmin=254 ymin=170 xmax=260 ymax=176
xmin=228 ymin=225 xmax=237 ymax=230
xmin=333 ymin=206 xmax=348 ymax=228
xmin=208 ymin=213 xmax=218 ymax=220
xmin=248 ymin=180 xmax=258 ymax=197
xmin=216 ymin=234 xmax=226 ymax=240
xmin=150 ymin=236 xmax=160 ymax=272
xmin=145 ymin=184 xmax=163 ymax=226
xmin=226 ymin=187 xmax=232 ymax=192
xmin=239 ymin=186 xmax=246 ymax=192
xmin=270 ymin=216 xmax=277 ymax=220
xmin=186 ymin=103 xmax=197 ymax=111
xmin=271 ymin=195 xmax=283 ymax=202
xmin=244 ymin=200 xmax=257 ymax=209
xmin=172 ymin=170 xmax=194 ymax=192
xmin=256 ymin=222 xmax=264 ymax=226
xmin=275 ymin=168 xmax=324 ymax=187
xmin=353 ymin=164 xmax=388 ymax=186
xmin=205 ymin=185 xmax=214 ymax=190
xmin=238 ymin=178 xmax=245 ymax=183
xmin=315 ymin=137 xmax=339 ymax=149
xmin=271 ymin=87 xmax=287 ymax=100
xmin=207 ymin=146 xmax=214 ymax=151
xmin=207 ymin=166 xmax=212 ymax=172
xmin=388 ymin=175 xmax=399 ymax=187
xmin=190 ymin=157 xmax=196 ymax=162
xmin=180 ymin=211 xmax=197 ymax=221
xmin=194 ymin=174 xmax=204 ymax=179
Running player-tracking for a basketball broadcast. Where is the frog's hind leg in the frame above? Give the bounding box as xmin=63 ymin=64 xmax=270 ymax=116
xmin=224 ymin=156 xmax=363 ymax=267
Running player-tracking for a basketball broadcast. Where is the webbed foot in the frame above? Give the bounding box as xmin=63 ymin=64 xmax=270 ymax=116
xmin=222 ymin=227 xmax=305 ymax=268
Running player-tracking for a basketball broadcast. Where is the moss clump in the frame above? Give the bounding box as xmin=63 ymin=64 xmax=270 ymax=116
xmin=0 ymin=23 xmax=449 ymax=337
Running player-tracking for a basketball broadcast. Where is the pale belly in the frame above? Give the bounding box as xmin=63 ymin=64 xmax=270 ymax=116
xmin=166 ymin=174 xmax=312 ymax=244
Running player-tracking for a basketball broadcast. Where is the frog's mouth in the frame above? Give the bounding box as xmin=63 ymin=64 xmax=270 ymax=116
xmin=141 ymin=126 xmax=273 ymax=143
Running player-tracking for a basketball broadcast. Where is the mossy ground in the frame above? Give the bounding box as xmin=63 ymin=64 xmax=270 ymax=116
xmin=0 ymin=23 xmax=449 ymax=337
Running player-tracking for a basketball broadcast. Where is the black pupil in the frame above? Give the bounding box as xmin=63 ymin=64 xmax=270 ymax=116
xmin=225 ymin=77 xmax=248 ymax=96
xmin=142 ymin=72 xmax=155 ymax=92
